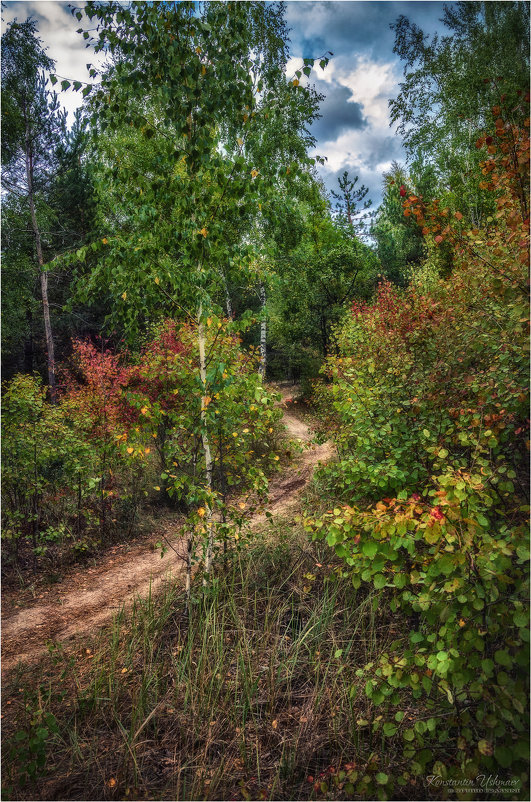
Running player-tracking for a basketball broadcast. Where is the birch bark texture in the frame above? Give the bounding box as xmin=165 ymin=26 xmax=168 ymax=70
xmin=259 ymin=283 xmax=267 ymax=378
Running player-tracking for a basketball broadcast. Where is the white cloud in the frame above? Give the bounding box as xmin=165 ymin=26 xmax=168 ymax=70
xmin=2 ymin=1 xmax=105 ymax=123
xmin=337 ymin=56 xmax=400 ymax=128
xmin=305 ymin=52 xmax=403 ymax=204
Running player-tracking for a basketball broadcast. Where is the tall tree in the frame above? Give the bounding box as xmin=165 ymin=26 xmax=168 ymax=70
xmin=332 ymin=170 xmax=372 ymax=238
xmin=390 ymin=1 xmax=530 ymax=225
xmin=2 ymin=19 xmax=65 ymax=399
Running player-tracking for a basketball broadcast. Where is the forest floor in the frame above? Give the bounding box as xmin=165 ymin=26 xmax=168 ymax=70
xmin=1 ymin=386 xmax=334 ymax=674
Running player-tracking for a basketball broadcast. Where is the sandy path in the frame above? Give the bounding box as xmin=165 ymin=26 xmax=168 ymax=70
xmin=1 ymin=390 xmax=333 ymax=673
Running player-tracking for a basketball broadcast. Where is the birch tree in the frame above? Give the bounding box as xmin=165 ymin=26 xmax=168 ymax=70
xmin=71 ymin=0 xmax=319 ymax=582
xmin=2 ymin=20 xmax=65 ymax=400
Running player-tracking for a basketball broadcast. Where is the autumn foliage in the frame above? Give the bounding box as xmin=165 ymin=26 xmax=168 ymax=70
xmin=307 ymin=118 xmax=529 ymax=785
xmin=2 ymin=320 xmax=281 ymax=566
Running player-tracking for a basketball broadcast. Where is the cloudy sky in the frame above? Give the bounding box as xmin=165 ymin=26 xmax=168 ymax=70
xmin=2 ymin=1 xmax=450 ymax=207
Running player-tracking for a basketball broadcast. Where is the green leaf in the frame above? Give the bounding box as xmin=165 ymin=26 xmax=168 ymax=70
xmin=494 ymin=650 xmax=512 ymax=668
xmin=494 ymin=746 xmax=513 ymax=768
xmin=61 ymin=80 xmax=71 ymax=91
xmin=362 ymin=541 xmax=378 ymax=558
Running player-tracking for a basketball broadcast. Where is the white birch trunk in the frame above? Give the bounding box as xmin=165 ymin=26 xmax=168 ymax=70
xmin=224 ymin=275 xmax=233 ymax=319
xmin=259 ymin=283 xmax=266 ymax=378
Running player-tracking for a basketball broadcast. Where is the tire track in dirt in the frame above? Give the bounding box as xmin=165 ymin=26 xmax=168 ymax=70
xmin=1 ymin=390 xmax=333 ymax=673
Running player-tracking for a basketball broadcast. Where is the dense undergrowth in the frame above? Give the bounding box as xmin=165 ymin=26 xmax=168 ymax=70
xmin=305 ymin=119 xmax=530 ymax=794
xmin=2 ymin=319 xmax=282 ymax=575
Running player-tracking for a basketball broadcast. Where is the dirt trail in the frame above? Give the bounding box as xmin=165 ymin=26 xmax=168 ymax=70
xmin=1 ymin=389 xmax=333 ymax=673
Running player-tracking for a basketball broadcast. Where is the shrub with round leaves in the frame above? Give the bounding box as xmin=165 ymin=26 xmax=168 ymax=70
xmin=306 ymin=118 xmax=529 ymax=790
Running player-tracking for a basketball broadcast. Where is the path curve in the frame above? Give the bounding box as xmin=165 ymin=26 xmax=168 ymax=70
xmin=1 ymin=390 xmax=333 ymax=673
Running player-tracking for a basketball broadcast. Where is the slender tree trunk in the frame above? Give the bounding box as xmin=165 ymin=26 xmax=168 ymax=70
xmin=197 ymin=303 xmax=215 ymax=584
xmin=259 ymin=283 xmax=267 ymax=378
xmin=24 ymin=117 xmax=56 ymax=401
xmin=223 ymin=272 xmax=233 ymax=319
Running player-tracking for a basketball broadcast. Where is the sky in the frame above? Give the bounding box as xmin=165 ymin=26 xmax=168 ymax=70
xmin=2 ymin=0 xmax=451 ymax=208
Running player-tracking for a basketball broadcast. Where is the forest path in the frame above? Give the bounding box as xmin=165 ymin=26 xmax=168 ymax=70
xmin=1 ymin=386 xmax=334 ymax=674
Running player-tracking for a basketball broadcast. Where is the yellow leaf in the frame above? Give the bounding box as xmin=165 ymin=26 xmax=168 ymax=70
xmin=172 ymin=388 xmax=179 ymax=394
xmin=201 ymin=65 xmax=206 ymax=75
xmin=154 ymin=486 xmax=160 ymax=491
xmin=243 ymin=428 xmax=249 ymax=433
xmin=237 ymin=138 xmax=243 ymax=146
xmin=274 ymin=455 xmax=279 ymax=461
xmin=272 ymin=719 xmax=278 ymax=729
xmin=121 ymin=667 xmax=128 ymax=673
xmin=145 ymin=448 xmax=150 ymax=454
xmin=102 ymin=237 xmax=108 ymax=245
xmin=232 ymin=432 xmax=238 ymax=437
xmin=238 ymin=502 xmax=246 ymax=509
xmin=251 ymin=169 xmax=258 ymax=178
xmin=122 ymin=291 xmax=127 ymax=300
xmin=127 ymin=447 xmax=134 ymax=454
xmin=195 ymin=46 xmax=202 ymax=54
xmin=140 ymin=407 xmax=148 ymax=415
xmin=154 ymin=276 xmax=160 ymax=284
xmin=207 ymin=317 xmax=212 ymax=327
xmin=107 ymin=778 xmax=117 ymax=788
xmin=152 ymin=432 xmax=157 ymax=438
xmin=198 ymin=507 xmax=206 ymax=517
xmin=200 ymin=227 xmax=208 ymax=237
xmin=292 ymin=78 xmax=299 ymax=86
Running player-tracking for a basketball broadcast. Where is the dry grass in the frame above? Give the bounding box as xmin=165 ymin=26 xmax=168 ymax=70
xmin=2 ymin=520 xmax=403 ymax=800
xmin=5 ymin=517 xmax=519 ymax=801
